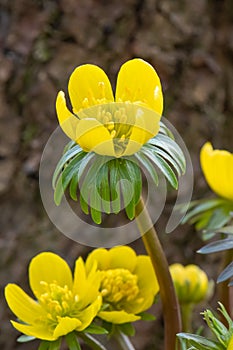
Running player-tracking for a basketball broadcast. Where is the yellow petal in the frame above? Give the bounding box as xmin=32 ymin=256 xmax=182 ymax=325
xmin=86 ymin=248 xmax=110 ymax=273
xmin=68 ymin=64 xmax=114 ymax=113
xmin=76 ymin=295 xmax=102 ymax=331
xmin=200 ymin=142 xmax=233 ymax=200
xmin=29 ymin=252 xmax=73 ymax=298
xmin=10 ymin=320 xmax=55 ymax=341
xmin=56 ymin=91 xmax=79 ymax=141
xmin=98 ymin=310 xmax=140 ymax=324
xmin=170 ymin=263 xmax=186 ymax=285
xmin=116 ymin=58 xmax=163 ymax=115
xmin=125 ymin=292 xmax=154 ymax=315
xmin=53 ymin=317 xmax=82 ymax=339
xmin=75 ymin=118 xmax=116 ymax=155
xmin=108 ymin=246 xmax=137 ymax=271
xmin=5 ymin=284 xmax=43 ymax=325
xmin=123 ymin=106 xmax=160 ymax=156
xmin=133 ymin=256 xmax=159 ymax=295
xmin=227 ymin=335 xmax=233 ymax=350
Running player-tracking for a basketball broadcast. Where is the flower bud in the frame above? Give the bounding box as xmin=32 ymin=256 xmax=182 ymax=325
xmin=170 ymin=263 xmax=209 ymax=304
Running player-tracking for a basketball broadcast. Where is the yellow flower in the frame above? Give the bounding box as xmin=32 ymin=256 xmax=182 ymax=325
xmin=85 ymin=246 xmax=159 ymax=324
xmin=170 ymin=263 xmax=209 ymax=304
xmin=5 ymin=252 xmax=102 ymax=341
xmin=56 ymin=58 xmax=163 ymax=157
xmin=200 ymin=142 xmax=233 ymax=201
xmin=228 ymin=334 xmax=233 ymax=350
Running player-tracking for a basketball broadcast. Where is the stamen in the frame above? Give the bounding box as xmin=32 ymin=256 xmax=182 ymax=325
xmin=100 ymin=268 xmax=139 ymax=306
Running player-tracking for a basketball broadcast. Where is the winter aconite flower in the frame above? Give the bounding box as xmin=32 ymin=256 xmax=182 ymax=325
xmin=53 ymin=59 xmax=185 ymax=224
xmin=170 ymin=263 xmax=209 ymax=304
xmin=200 ymin=142 xmax=233 ymax=201
xmin=5 ymin=252 xmax=101 ymax=341
xmin=85 ymin=246 xmax=159 ymax=324
xmin=56 ymin=58 xmax=163 ymax=157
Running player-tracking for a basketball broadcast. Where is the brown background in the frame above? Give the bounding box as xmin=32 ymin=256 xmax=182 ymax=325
xmin=0 ymin=0 xmax=233 ymax=349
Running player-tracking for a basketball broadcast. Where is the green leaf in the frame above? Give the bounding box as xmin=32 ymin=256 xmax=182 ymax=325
xmin=80 ymin=194 xmax=89 ymax=214
xmin=142 ymin=148 xmax=178 ymax=189
xmin=109 ymin=160 xmax=121 ymax=214
xmin=159 ymin=121 xmax=175 ymax=138
xmin=69 ymin=172 xmax=79 ymax=201
xmin=77 ymin=152 xmax=95 ymax=181
xmin=17 ymin=335 xmax=35 ymax=343
xmin=117 ymin=323 xmax=135 ymax=336
xmin=211 ymin=226 xmax=233 ymax=235
xmin=39 ymin=341 xmax=50 ymax=350
xmin=84 ymin=324 xmax=109 ymax=334
xmin=217 ymin=262 xmax=233 ymax=283
xmin=138 ymin=311 xmax=156 ymax=321
xmin=54 ymin=153 xmax=86 ymax=205
xmin=65 ymin=333 xmax=81 ymax=350
xmin=146 ymin=144 xmax=183 ymax=176
xmin=177 ymin=333 xmax=224 ymax=350
xmin=134 ymin=152 xmax=159 ymax=186
xmin=198 ymin=238 xmax=233 ymax=254
xmin=205 ymin=207 xmax=233 ymax=231
xmin=96 ymin=163 xmax=111 ymax=214
xmin=52 ymin=145 xmax=82 ymax=188
xmin=49 ymin=338 xmax=62 ymax=350
xmin=182 ymin=198 xmax=226 ymax=224
xmin=148 ymin=133 xmax=186 ymax=173
xmin=120 ymin=159 xmax=142 ymax=219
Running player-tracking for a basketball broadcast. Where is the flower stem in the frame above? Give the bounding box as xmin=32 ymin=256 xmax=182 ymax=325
xmin=78 ymin=333 xmax=108 ymax=350
xmin=113 ymin=330 xmax=136 ymax=350
xmin=180 ymin=303 xmax=193 ymax=333
xmin=135 ymin=197 xmax=182 ymax=350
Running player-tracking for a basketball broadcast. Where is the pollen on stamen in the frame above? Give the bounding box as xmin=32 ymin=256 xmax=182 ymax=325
xmin=98 ymin=81 xmax=105 ymax=98
xmin=74 ymin=294 xmax=80 ymax=302
xmin=110 ymin=130 xmax=116 ymax=138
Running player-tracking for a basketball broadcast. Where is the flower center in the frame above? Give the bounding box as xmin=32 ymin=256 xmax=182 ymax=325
xmin=100 ymin=268 xmax=139 ymax=307
xmin=38 ymin=281 xmax=80 ymax=325
xmin=79 ymin=102 xmax=138 ymax=156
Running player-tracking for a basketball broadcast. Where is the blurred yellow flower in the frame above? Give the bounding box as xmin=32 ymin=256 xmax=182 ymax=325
xmin=200 ymin=142 xmax=233 ymax=201
xmin=5 ymin=252 xmax=101 ymax=341
xmin=170 ymin=263 xmax=209 ymax=304
xmin=228 ymin=334 xmax=233 ymax=350
xmin=56 ymin=58 xmax=163 ymax=157
xmin=85 ymin=246 xmax=159 ymax=324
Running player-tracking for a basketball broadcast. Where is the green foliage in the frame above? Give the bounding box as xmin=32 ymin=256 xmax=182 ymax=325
xmin=177 ymin=303 xmax=233 ymax=350
xmin=182 ymin=196 xmax=233 ymax=284
xmin=38 ymin=339 xmax=62 ymax=350
xmin=53 ymin=123 xmax=185 ymax=224
xmin=65 ymin=333 xmax=81 ymax=350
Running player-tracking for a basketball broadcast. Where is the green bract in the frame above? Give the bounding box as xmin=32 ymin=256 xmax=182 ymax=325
xmin=177 ymin=303 xmax=233 ymax=350
xmin=52 ymin=122 xmax=185 ymax=224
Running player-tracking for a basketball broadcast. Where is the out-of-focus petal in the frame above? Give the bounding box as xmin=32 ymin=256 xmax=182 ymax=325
xmin=76 ymin=295 xmax=102 ymax=331
xmin=56 ymin=91 xmax=79 ymax=141
xmin=200 ymin=142 xmax=233 ymax=200
xmin=115 ymin=58 xmax=163 ymax=115
xmin=85 ymin=248 xmax=110 ymax=273
xmin=53 ymin=317 xmax=82 ymax=339
xmin=133 ymin=256 xmax=159 ymax=294
xmin=98 ymin=310 xmax=140 ymax=324
xmin=108 ymin=246 xmax=137 ymax=271
xmin=5 ymin=284 xmax=43 ymax=325
xmin=123 ymin=106 xmax=160 ymax=156
xmin=10 ymin=321 xmax=55 ymax=341
xmin=68 ymin=64 xmax=114 ymax=113
xmin=29 ymin=252 xmax=73 ymax=298
xmin=76 ymin=118 xmax=115 ymax=155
